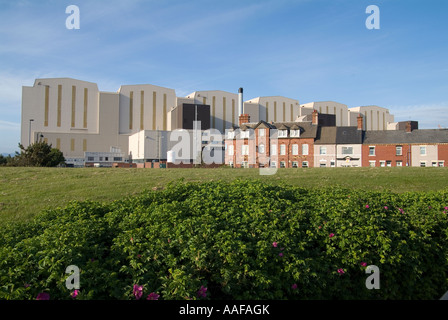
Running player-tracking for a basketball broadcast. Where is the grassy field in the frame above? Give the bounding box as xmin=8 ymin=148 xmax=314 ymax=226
xmin=1 ymin=166 xmax=448 ymax=225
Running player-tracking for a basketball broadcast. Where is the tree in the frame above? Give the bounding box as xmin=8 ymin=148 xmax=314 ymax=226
xmin=12 ymin=141 xmax=65 ymax=167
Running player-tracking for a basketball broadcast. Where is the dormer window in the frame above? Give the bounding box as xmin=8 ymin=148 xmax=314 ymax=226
xmin=227 ymin=131 xmax=235 ymax=139
xmin=258 ymin=128 xmax=265 ymax=137
xmin=290 ymin=129 xmax=300 ymax=137
xmin=241 ymin=130 xmax=250 ymax=139
xmin=278 ymin=130 xmax=288 ymax=138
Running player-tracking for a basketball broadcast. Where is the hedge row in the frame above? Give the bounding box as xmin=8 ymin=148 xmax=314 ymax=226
xmin=1 ymin=180 xmax=448 ymax=300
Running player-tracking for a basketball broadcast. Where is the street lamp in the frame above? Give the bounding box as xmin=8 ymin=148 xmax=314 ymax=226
xmin=29 ymin=119 xmax=34 ymax=146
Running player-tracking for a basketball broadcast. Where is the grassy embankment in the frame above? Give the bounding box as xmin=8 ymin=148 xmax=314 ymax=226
xmin=1 ymin=166 xmax=447 ymax=225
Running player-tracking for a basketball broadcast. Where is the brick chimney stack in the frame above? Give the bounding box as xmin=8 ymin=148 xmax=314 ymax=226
xmin=405 ymin=121 xmax=412 ymax=133
xmin=312 ymin=109 xmax=318 ymax=125
xmin=239 ymin=114 xmax=250 ymax=126
xmin=357 ymin=114 xmax=363 ymax=130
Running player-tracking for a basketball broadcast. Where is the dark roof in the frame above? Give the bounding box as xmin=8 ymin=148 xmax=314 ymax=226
xmin=363 ymin=129 xmax=448 ymax=144
xmin=315 ymin=126 xmax=363 ymax=144
xmin=237 ymin=121 xmax=318 ymax=139
xmin=315 ymin=126 xmax=337 ymax=144
xmin=336 ymin=127 xmax=363 ymax=144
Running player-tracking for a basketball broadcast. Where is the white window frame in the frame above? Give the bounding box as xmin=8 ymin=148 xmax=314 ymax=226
xmin=227 ymin=131 xmax=235 ymax=139
xmin=342 ymin=146 xmax=353 ymax=155
xmin=420 ymin=146 xmax=427 ymax=155
xmin=280 ymin=144 xmax=286 ymax=155
xmin=396 ymin=161 xmax=402 ymax=167
xmin=258 ymin=128 xmax=265 ymax=137
xmin=320 ymin=146 xmax=327 ymax=155
xmin=280 ymin=161 xmax=286 ymax=168
xmin=270 ymin=161 xmax=277 ymax=168
xmin=380 ymin=160 xmax=386 ymax=167
xmin=302 ymin=161 xmax=309 ymax=168
xmin=330 ymin=160 xmax=335 ymax=167
xmin=228 ymin=145 xmax=234 ymax=156
xmin=369 ymin=146 xmax=375 ymax=156
xmin=241 ymin=130 xmax=250 ymax=139
xmin=290 ymin=129 xmax=300 ymax=137
xmin=420 ymin=161 xmax=426 ymax=167
xmin=258 ymin=144 xmax=265 ymax=154
xmin=271 ymin=144 xmax=277 ymax=155
xmin=242 ymin=144 xmax=249 ymax=156
xmin=278 ymin=130 xmax=288 ymax=138
xmin=396 ymin=146 xmax=402 ymax=156
xmin=302 ymin=144 xmax=309 ymax=156
xmin=292 ymin=161 xmax=298 ymax=168
xmin=369 ymin=161 xmax=376 ymax=167
xmin=386 ymin=160 xmax=392 ymax=167
xmin=292 ymin=144 xmax=299 ymax=156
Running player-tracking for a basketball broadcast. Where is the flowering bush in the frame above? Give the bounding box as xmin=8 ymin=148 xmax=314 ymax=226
xmin=1 ymin=180 xmax=448 ymax=300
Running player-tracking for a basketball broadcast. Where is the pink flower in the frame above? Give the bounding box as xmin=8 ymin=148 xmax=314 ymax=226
xmin=272 ymin=242 xmax=278 ymax=248
xmin=365 ymin=205 xmax=369 ymax=209
xmin=318 ymin=226 xmax=322 ymax=229
xmin=445 ymin=206 xmax=448 ymax=211
xmin=360 ymin=262 xmax=367 ymax=267
xmin=71 ymin=290 xmax=79 ymax=298
xmin=279 ymin=253 xmax=283 ymax=257
xmin=36 ymin=292 xmax=50 ymax=300
xmin=337 ymin=268 xmax=345 ymax=274
xmin=384 ymin=206 xmax=388 ymax=210
xmin=329 ymin=233 xmax=335 ymax=238
xmin=399 ymin=208 xmax=405 ymax=214
xmin=147 ymin=292 xmax=160 ymax=300
xmin=291 ymin=284 xmax=298 ymax=290
xmin=133 ymin=284 xmax=143 ymax=300
xmin=197 ymin=285 xmax=207 ymax=298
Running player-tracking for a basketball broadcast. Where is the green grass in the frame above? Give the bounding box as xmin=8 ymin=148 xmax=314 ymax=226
xmin=1 ymin=166 xmax=448 ymax=225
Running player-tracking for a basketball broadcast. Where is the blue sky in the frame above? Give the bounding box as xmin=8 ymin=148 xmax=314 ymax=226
xmin=0 ymin=0 xmax=447 ymax=153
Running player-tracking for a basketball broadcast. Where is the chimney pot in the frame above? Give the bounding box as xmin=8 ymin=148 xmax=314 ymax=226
xmin=239 ymin=113 xmax=250 ymax=126
xmin=357 ymin=114 xmax=363 ymax=130
xmin=312 ymin=109 xmax=319 ymax=125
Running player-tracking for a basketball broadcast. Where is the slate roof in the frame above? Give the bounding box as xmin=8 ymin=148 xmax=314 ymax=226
xmin=236 ymin=120 xmax=318 ymax=139
xmin=363 ymin=129 xmax=448 ymax=144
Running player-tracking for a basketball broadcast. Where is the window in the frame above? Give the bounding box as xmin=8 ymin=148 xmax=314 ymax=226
xmin=369 ymin=146 xmax=375 ymax=156
xmin=320 ymin=147 xmax=327 ymax=155
xmin=302 ymin=161 xmax=309 ymax=168
xmin=280 ymin=144 xmax=286 ymax=155
xmin=386 ymin=161 xmax=392 ymax=167
xmin=242 ymin=145 xmax=249 ymax=155
xmin=228 ymin=145 xmax=234 ymax=156
xmin=292 ymin=144 xmax=299 ymax=155
xmin=330 ymin=160 xmax=335 ymax=167
xmin=258 ymin=128 xmax=265 ymax=137
xmin=227 ymin=131 xmax=235 ymax=139
xmin=320 ymin=163 xmax=327 ymax=168
xmin=396 ymin=161 xmax=402 ymax=167
xmin=105 ymin=157 xmax=109 ymax=161
xmin=258 ymin=144 xmax=265 ymax=154
xmin=229 ymin=161 xmax=234 ymax=168
xmin=270 ymin=161 xmax=277 ymax=168
xmin=290 ymin=129 xmax=300 ymax=137
xmin=113 ymin=157 xmax=122 ymax=161
xmin=241 ymin=130 xmax=250 ymax=139
xmin=242 ymin=161 xmax=249 ymax=168
xmin=278 ymin=130 xmax=288 ymax=138
xmin=292 ymin=161 xmax=298 ymax=168
xmin=99 ymin=157 xmax=103 ymax=161
xmin=420 ymin=146 xmax=426 ymax=155
xmin=396 ymin=146 xmax=402 ymax=156
xmin=280 ymin=161 xmax=286 ymax=168
xmin=432 ymin=162 xmax=437 ymax=167
xmin=342 ymin=147 xmax=353 ymax=155
xmin=302 ymin=144 xmax=309 ymax=155
xmin=271 ymin=144 xmax=277 ymax=155
xmin=380 ymin=161 xmax=385 ymax=167
xmin=88 ymin=156 xmax=94 ymax=161
xmin=420 ymin=161 xmax=426 ymax=167
xmin=369 ymin=161 xmax=376 ymax=167
xmin=439 ymin=162 xmax=444 ymax=167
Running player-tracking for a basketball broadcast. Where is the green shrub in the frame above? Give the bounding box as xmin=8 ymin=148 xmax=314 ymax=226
xmin=1 ymin=180 xmax=448 ymax=300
